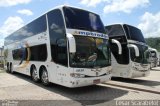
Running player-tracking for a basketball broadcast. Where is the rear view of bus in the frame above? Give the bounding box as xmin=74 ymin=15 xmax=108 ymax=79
xmin=4 ymin=6 xmax=111 ymax=88
xmin=105 ymin=24 xmax=150 ymax=78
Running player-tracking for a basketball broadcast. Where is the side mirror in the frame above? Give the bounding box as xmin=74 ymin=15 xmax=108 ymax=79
xmin=111 ymin=39 xmax=122 ymax=55
xmin=66 ymin=33 xmax=76 ymax=53
xmin=128 ymin=44 xmax=139 ymax=57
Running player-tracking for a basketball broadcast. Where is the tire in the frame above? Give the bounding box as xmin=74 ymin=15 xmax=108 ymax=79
xmin=6 ymin=63 xmax=10 ymax=73
xmin=10 ymin=63 xmax=14 ymax=74
xmin=41 ymin=68 xmax=50 ymax=86
xmin=31 ymin=67 xmax=40 ymax=82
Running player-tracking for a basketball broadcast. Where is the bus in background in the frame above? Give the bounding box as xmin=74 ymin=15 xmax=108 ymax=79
xmin=105 ymin=24 xmax=150 ymax=78
xmin=4 ymin=5 xmax=112 ymax=88
xmin=148 ymin=48 xmax=159 ymax=68
xmin=159 ymin=53 xmax=160 ymax=66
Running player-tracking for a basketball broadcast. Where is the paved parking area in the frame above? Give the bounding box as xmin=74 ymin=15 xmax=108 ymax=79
xmin=105 ymin=67 xmax=160 ymax=94
xmin=0 ymin=68 xmax=160 ymax=106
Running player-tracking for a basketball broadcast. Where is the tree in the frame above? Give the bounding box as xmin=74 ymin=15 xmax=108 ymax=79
xmin=145 ymin=37 xmax=160 ymax=52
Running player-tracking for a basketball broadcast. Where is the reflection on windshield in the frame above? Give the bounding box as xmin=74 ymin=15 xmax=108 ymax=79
xmin=130 ymin=44 xmax=150 ymax=64
xmin=63 ymin=7 xmax=105 ymax=33
xmin=70 ymin=36 xmax=110 ymax=68
xmin=125 ymin=24 xmax=146 ymax=43
xmin=105 ymin=25 xmax=125 ymax=37
xmin=89 ymin=13 xmax=98 ymax=31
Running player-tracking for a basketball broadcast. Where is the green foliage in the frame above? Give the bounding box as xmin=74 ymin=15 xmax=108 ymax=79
xmin=145 ymin=37 xmax=160 ymax=52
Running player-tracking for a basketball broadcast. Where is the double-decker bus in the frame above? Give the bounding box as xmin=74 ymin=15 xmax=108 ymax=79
xmin=149 ymin=48 xmax=159 ymax=68
xmin=4 ymin=5 xmax=112 ymax=88
xmin=105 ymin=24 xmax=150 ymax=78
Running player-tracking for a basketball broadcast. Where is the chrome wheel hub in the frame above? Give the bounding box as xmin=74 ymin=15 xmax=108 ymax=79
xmin=42 ymin=71 xmax=48 ymax=83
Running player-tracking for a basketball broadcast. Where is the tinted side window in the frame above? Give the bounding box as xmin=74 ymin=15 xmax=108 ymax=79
xmin=5 ymin=15 xmax=47 ymax=46
xmin=26 ymin=15 xmax=47 ymax=36
xmin=123 ymin=25 xmax=130 ymax=39
xmin=30 ymin=44 xmax=47 ymax=61
xmin=12 ymin=48 xmax=28 ymax=61
xmin=47 ymin=9 xmax=68 ymax=66
xmin=105 ymin=25 xmax=125 ymax=37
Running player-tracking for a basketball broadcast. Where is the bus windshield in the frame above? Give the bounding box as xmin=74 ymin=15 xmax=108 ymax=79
xmin=124 ymin=25 xmax=146 ymax=43
xmin=130 ymin=44 xmax=150 ymax=64
xmin=63 ymin=7 xmax=106 ymax=33
xmin=69 ymin=36 xmax=111 ymax=68
xmin=105 ymin=25 xmax=125 ymax=37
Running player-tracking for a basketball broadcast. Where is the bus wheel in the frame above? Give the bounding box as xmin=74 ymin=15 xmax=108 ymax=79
xmin=10 ymin=63 xmax=14 ymax=74
xmin=6 ymin=63 xmax=10 ymax=73
xmin=41 ymin=68 xmax=50 ymax=86
xmin=31 ymin=67 xmax=40 ymax=82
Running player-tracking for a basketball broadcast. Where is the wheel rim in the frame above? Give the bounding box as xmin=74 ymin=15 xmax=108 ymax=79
xmin=32 ymin=69 xmax=38 ymax=81
xmin=42 ymin=70 xmax=48 ymax=83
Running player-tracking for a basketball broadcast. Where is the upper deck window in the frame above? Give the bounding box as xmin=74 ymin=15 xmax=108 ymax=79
xmin=63 ymin=7 xmax=106 ymax=33
xmin=47 ymin=9 xmax=68 ymax=66
xmin=105 ymin=25 xmax=125 ymax=37
xmin=5 ymin=15 xmax=47 ymax=45
xmin=124 ymin=24 xmax=146 ymax=43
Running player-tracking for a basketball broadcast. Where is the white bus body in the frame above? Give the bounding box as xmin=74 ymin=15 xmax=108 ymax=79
xmin=4 ymin=6 xmax=112 ymax=88
xmin=105 ymin=24 xmax=150 ymax=78
xmin=149 ymin=48 xmax=159 ymax=68
xmin=159 ymin=53 xmax=160 ymax=66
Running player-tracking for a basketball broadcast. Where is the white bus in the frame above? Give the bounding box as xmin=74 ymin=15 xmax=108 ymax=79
xmin=4 ymin=5 xmax=112 ymax=88
xmin=148 ymin=48 xmax=159 ymax=68
xmin=105 ymin=24 xmax=150 ymax=78
xmin=159 ymin=53 xmax=160 ymax=66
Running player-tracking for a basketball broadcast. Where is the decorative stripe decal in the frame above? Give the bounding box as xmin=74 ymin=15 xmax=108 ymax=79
xmin=17 ymin=43 xmax=30 ymax=68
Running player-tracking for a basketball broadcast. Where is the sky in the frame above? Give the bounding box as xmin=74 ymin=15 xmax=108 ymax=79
xmin=0 ymin=0 xmax=160 ymax=47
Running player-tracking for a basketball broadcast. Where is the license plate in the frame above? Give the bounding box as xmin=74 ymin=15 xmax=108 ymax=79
xmin=93 ymin=79 xmax=100 ymax=84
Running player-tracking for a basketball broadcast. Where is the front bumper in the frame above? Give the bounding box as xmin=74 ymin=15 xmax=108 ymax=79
xmin=66 ymin=74 xmax=112 ymax=88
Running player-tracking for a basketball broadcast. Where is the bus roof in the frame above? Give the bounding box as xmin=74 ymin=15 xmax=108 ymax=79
xmin=5 ymin=5 xmax=99 ymax=39
xmin=105 ymin=23 xmax=137 ymax=28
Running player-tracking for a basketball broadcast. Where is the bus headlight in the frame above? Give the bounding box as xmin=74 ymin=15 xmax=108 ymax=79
xmin=70 ymin=73 xmax=85 ymax=78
